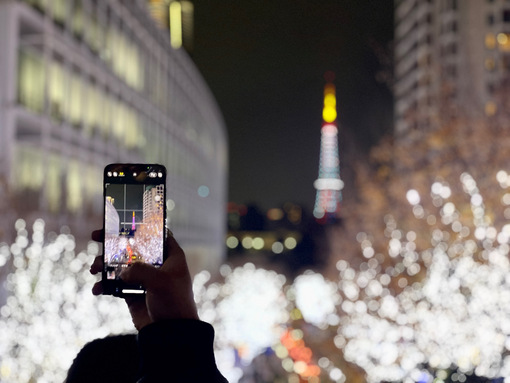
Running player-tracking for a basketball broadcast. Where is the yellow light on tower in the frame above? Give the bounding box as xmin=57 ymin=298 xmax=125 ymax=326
xmin=322 ymin=83 xmax=337 ymax=123
xmin=169 ymin=1 xmax=183 ymax=49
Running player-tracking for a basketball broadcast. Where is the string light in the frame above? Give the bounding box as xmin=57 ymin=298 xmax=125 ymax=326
xmin=0 ymin=219 xmax=133 ymax=383
xmin=3 ymin=171 xmax=510 ymax=382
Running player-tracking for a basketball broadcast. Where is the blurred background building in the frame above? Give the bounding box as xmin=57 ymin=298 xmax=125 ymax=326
xmin=0 ymin=0 xmax=228 ymax=273
xmin=394 ymin=0 xmax=510 ymax=134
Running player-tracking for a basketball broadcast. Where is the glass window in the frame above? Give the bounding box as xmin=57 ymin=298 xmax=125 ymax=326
xmin=69 ymin=74 xmax=83 ymax=128
xmin=486 ymin=33 xmax=497 ymax=49
xmin=485 ymin=100 xmax=497 ymax=116
xmin=116 ymin=34 xmax=128 ymax=81
xmin=49 ymin=61 xmax=67 ymax=121
xmin=125 ymin=109 xmax=140 ymax=149
xmin=99 ymin=91 xmax=111 ymax=138
xmin=94 ymin=87 xmax=106 ymax=137
xmin=67 ymin=159 xmax=82 ymax=213
xmin=85 ymin=164 xmax=102 ymax=214
xmin=485 ymin=56 xmax=496 ymax=71
xmin=143 ymin=121 xmax=160 ymax=162
xmin=17 ymin=50 xmax=45 ymax=113
xmin=72 ymin=1 xmax=84 ymax=38
xmin=125 ymin=41 xmax=143 ymax=90
xmin=85 ymin=82 xmax=100 ymax=136
xmin=107 ymin=24 xmax=120 ymax=74
xmin=47 ymin=153 xmax=62 ymax=213
xmin=502 ymin=55 xmax=510 ymax=71
xmin=85 ymin=13 xmax=103 ymax=54
xmin=52 ymin=0 xmax=67 ymax=24
xmin=14 ymin=145 xmax=44 ymax=191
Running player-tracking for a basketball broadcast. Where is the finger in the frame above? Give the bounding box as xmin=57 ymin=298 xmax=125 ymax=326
xmin=163 ymin=235 xmax=191 ymax=277
xmin=91 ymin=229 xmax=103 ymax=242
xmin=90 ymin=255 xmax=103 ymax=274
xmin=92 ymin=281 xmax=103 ymax=296
xmin=124 ymin=297 xmax=152 ymax=331
xmin=120 ymin=262 xmax=162 ymax=289
xmin=167 ymin=234 xmax=184 ymax=257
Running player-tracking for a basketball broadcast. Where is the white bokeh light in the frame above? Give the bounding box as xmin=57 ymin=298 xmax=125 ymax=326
xmin=3 ymin=171 xmax=510 ymax=383
xmin=0 ymin=219 xmax=133 ymax=383
xmin=293 ymin=272 xmax=340 ymax=328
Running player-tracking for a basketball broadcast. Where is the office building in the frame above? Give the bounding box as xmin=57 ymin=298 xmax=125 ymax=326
xmin=0 ymin=0 xmax=228 ymax=272
xmin=394 ymin=0 xmax=510 ymax=135
xmin=142 ymin=185 xmax=164 ymax=222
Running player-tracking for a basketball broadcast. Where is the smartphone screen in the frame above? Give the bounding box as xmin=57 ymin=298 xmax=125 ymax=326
xmin=102 ymin=164 xmax=167 ymax=296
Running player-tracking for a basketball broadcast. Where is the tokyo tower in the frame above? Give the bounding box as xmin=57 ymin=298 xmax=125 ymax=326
xmin=313 ymin=73 xmax=344 ymax=223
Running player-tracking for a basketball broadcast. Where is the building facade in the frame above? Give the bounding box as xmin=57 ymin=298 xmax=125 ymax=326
xmin=142 ymin=184 xmax=164 ymax=222
xmin=0 ymin=0 xmax=228 ymax=272
xmin=394 ymin=0 xmax=510 ymax=135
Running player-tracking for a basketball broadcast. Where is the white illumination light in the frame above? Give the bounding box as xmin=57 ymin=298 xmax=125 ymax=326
xmin=284 ymin=237 xmax=297 ymax=250
xmin=406 ymin=189 xmax=421 ymax=205
xmin=226 ymin=236 xmax=239 ymax=249
xmin=272 ymin=242 xmax=284 ymax=254
xmin=314 ymin=178 xmax=344 ymax=191
xmin=0 ymin=220 xmax=133 ymax=383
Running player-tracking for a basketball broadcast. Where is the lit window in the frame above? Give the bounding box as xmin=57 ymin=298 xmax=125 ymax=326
xmin=497 ymin=33 xmax=510 ymax=51
xmin=53 ymin=0 xmax=67 ymax=24
xmin=47 ymin=154 xmax=62 ymax=213
xmin=485 ymin=57 xmax=496 ymax=71
xmin=49 ymin=61 xmax=67 ymax=122
xmin=14 ymin=146 xmax=44 ymax=191
xmin=485 ymin=100 xmax=497 ymax=116
xmin=69 ymin=75 xmax=83 ymax=128
xmin=72 ymin=2 xmax=84 ymax=37
xmin=17 ymin=50 xmax=45 ymax=113
xmin=485 ymin=33 xmax=497 ymax=49
xmin=67 ymin=159 xmax=82 ymax=213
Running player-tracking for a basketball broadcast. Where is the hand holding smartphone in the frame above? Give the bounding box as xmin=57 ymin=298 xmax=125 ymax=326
xmin=102 ymin=164 xmax=167 ymax=296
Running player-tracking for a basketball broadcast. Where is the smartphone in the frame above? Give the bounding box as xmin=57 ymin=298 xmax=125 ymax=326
xmin=102 ymin=163 xmax=167 ymax=296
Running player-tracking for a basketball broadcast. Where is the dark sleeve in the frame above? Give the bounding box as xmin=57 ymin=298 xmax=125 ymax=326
xmin=136 ymin=319 xmax=228 ymax=383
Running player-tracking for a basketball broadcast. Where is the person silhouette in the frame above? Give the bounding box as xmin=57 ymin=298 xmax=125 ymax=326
xmin=66 ymin=229 xmax=228 ymax=383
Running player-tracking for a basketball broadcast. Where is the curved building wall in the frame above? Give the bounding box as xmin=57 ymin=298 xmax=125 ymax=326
xmin=0 ymin=0 xmax=228 ymax=272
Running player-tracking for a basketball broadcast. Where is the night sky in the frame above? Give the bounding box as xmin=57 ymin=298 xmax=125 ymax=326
xmin=192 ymin=1 xmax=394 ymax=213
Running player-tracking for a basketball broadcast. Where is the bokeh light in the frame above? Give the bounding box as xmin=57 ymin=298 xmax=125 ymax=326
xmin=0 ymin=219 xmax=133 ymax=383
xmin=3 ymin=172 xmax=510 ymax=382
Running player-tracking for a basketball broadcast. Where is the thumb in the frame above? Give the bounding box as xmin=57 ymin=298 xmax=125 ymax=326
xmin=120 ymin=262 xmax=162 ymax=289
